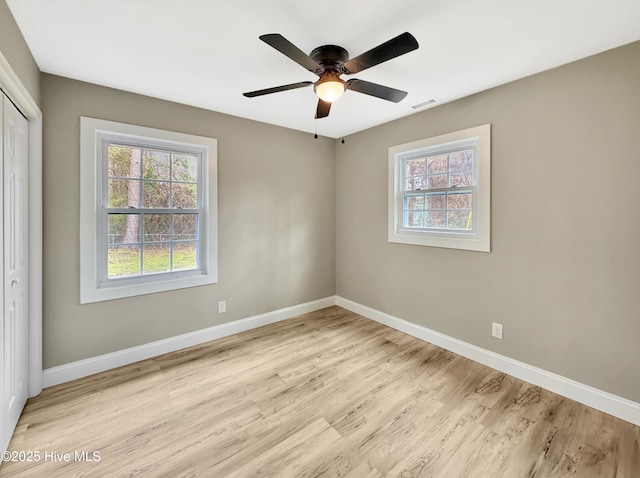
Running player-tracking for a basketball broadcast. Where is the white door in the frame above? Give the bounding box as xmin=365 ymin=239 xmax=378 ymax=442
xmin=1 ymin=93 xmax=29 ymax=453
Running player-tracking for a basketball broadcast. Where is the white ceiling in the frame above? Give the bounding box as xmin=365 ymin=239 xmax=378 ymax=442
xmin=7 ymin=0 xmax=640 ymax=138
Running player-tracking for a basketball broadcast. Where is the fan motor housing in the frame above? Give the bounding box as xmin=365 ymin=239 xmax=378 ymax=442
xmin=310 ymin=45 xmax=349 ymax=72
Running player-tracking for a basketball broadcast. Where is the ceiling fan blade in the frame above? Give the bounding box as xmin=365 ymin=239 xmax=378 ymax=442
xmin=243 ymin=81 xmax=313 ymax=98
xmin=315 ymin=99 xmax=331 ymax=119
xmin=343 ymin=32 xmax=418 ymax=74
xmin=346 ymin=79 xmax=408 ymax=102
xmin=259 ymin=34 xmax=323 ymax=73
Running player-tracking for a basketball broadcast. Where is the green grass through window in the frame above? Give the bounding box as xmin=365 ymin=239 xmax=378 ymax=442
xmin=108 ymin=244 xmax=197 ymax=278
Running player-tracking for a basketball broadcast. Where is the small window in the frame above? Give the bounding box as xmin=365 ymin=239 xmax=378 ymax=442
xmin=388 ymin=124 xmax=490 ymax=251
xmin=80 ymin=117 xmax=218 ymax=303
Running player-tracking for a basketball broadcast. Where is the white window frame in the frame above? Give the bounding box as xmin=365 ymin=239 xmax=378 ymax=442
xmin=80 ymin=117 xmax=218 ymax=303
xmin=388 ymin=124 xmax=490 ymax=252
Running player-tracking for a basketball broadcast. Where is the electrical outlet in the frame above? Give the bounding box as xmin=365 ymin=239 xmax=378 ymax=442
xmin=492 ymin=322 xmax=503 ymax=340
xmin=218 ymin=300 xmax=226 ymax=314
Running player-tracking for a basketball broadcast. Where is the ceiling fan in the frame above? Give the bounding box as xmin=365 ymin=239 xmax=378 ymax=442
xmin=243 ymin=32 xmax=419 ymax=119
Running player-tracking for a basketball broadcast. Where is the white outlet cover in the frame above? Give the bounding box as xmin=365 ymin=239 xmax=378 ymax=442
xmin=492 ymin=322 xmax=503 ymax=340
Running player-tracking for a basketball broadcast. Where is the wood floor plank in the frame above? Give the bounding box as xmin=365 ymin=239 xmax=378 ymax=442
xmin=223 ymin=418 xmax=343 ymax=478
xmin=1 ymin=306 xmax=638 ymax=477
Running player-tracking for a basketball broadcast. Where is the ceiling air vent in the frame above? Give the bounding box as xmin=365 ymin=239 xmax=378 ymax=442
xmin=411 ymin=98 xmax=438 ymax=110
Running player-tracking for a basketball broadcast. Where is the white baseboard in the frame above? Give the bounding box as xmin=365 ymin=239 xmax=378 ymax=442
xmin=42 ymin=294 xmax=639 ymax=426
xmin=336 ymin=296 xmax=640 ymax=426
xmin=43 ymin=296 xmax=337 ymax=388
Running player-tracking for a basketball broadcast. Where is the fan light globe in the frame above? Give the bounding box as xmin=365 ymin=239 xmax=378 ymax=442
xmin=315 ymin=75 xmax=345 ymax=102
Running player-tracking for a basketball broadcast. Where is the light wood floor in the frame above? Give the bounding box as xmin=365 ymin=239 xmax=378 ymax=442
xmin=1 ymin=306 xmax=638 ymax=477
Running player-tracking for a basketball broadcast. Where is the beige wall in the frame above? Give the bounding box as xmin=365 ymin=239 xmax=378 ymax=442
xmin=0 ymin=0 xmax=40 ymax=104
xmin=41 ymin=74 xmax=335 ymax=367
xmin=336 ymin=41 xmax=640 ymax=403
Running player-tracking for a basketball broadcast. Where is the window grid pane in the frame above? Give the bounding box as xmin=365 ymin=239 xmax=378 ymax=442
xmin=107 ymin=212 xmax=200 ymax=278
xmin=107 ymin=245 xmax=141 ymax=279
xmin=172 ymin=242 xmax=197 ymax=271
xmin=106 ymin=141 xmax=201 ymax=280
xmin=142 ymin=243 xmax=171 ymax=275
xmin=403 ymin=150 xmax=474 ymax=192
xmin=403 ymin=190 xmax=473 ymax=231
xmin=108 ymin=145 xmax=200 ymax=210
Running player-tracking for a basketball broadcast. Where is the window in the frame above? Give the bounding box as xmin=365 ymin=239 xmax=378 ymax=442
xmin=388 ymin=124 xmax=490 ymax=251
xmin=80 ymin=117 xmax=217 ymax=303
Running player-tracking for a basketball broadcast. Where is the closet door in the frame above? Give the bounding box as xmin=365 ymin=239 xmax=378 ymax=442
xmin=1 ymin=93 xmax=29 ymax=452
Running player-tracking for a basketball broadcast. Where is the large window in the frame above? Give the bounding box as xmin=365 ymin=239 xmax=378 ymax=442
xmin=388 ymin=124 xmax=490 ymax=251
xmin=80 ymin=117 xmax=217 ymax=303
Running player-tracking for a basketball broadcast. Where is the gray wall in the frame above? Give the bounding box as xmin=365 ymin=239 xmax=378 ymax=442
xmin=41 ymin=74 xmax=335 ymax=367
xmin=336 ymin=41 xmax=640 ymax=403
xmin=0 ymin=0 xmax=40 ymax=104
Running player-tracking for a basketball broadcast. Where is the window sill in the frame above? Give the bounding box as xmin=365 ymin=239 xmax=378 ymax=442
xmin=81 ymin=269 xmax=217 ymax=304
xmin=389 ymin=229 xmax=489 ymax=252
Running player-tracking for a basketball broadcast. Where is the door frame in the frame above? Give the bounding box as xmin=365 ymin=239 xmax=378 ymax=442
xmin=0 ymin=51 xmax=43 ymax=397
